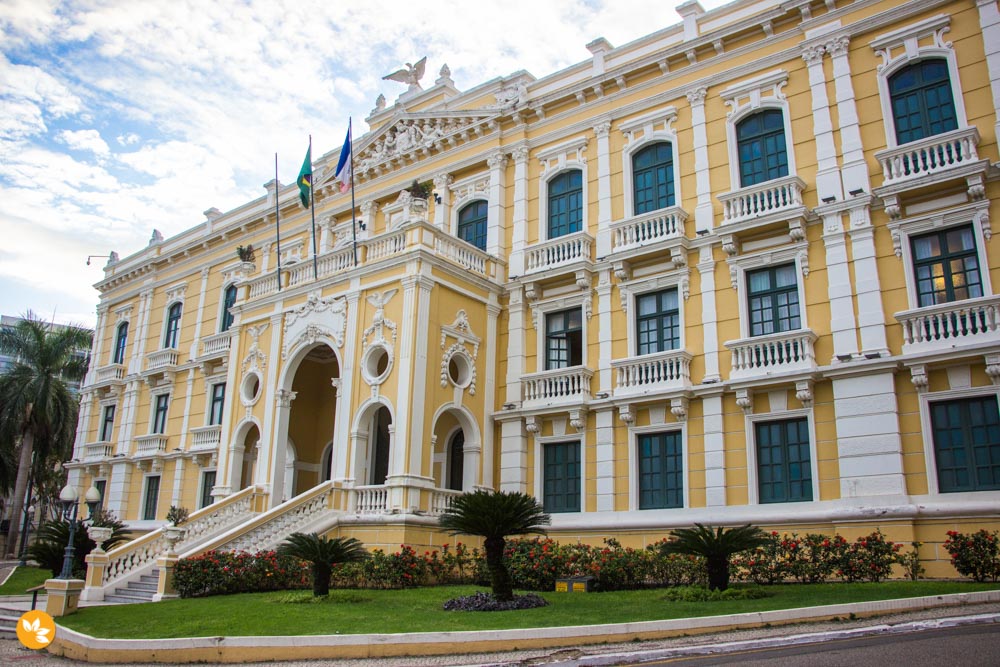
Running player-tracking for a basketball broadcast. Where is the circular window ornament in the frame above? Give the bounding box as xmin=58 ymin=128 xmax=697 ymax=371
xmin=446 ymin=353 xmax=473 ymax=389
xmin=241 ymin=371 xmax=262 ymax=406
xmin=362 ymin=343 xmax=393 ymax=385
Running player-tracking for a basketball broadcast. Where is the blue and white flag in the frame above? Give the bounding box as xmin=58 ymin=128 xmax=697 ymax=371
xmin=334 ymin=122 xmax=352 ymax=193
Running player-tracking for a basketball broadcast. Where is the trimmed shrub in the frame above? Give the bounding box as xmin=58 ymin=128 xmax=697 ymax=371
xmin=174 ymin=550 xmax=310 ymax=598
xmin=944 ymin=529 xmax=1000 ymax=582
xmin=837 ymin=531 xmax=902 ymax=583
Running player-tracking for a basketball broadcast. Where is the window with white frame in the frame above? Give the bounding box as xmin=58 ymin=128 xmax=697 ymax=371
xmin=720 ymin=70 xmax=795 ymax=191
xmin=928 ymin=395 xmax=1000 ymax=493
xmin=200 ymin=470 xmax=217 ymax=508
xmin=536 ymin=135 xmax=589 ymax=240
xmin=163 ymin=302 xmax=182 ymax=349
xmin=209 ymin=383 xmax=226 ymax=426
xmin=632 ymin=143 xmax=675 ymax=214
xmin=94 ymin=479 xmax=106 ymax=509
xmin=636 ymin=289 xmax=680 ymax=355
xmin=220 ymin=284 xmax=237 ymax=332
xmin=547 ymin=170 xmax=583 ymax=239
xmin=457 ymin=200 xmax=488 ymax=251
xmin=100 ymin=404 xmax=115 ymax=442
xmin=447 ymin=430 xmax=464 ymax=491
xmin=747 ymin=265 xmax=801 ymax=336
xmin=142 ymin=475 xmax=160 ymax=520
xmin=152 ymin=393 xmax=170 ymax=434
xmin=543 ymin=441 xmax=580 ymax=513
xmin=113 ymin=321 xmax=129 ymax=365
xmin=545 ymin=308 xmax=583 ymax=370
xmin=637 ymin=430 xmax=683 ymax=509
xmin=754 ymin=417 xmax=813 ymax=503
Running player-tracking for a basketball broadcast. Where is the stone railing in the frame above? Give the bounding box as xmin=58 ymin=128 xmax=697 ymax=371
xmin=434 ymin=236 xmax=487 ymax=276
xmin=199 ymin=331 xmax=233 ymax=358
xmin=718 ymin=175 xmax=806 ymax=226
xmin=84 ymin=442 xmax=113 ymax=461
xmin=95 ymin=485 xmax=262 ymax=589
xmin=896 ymin=295 xmax=1000 ymax=354
xmin=611 ymin=207 xmax=687 ymax=252
xmin=189 ymin=425 xmax=221 ymax=451
xmin=612 ymin=350 xmax=692 ymax=395
xmin=726 ymin=329 xmax=817 ymax=380
xmin=247 ymin=272 xmax=279 ymax=299
xmin=145 ymin=348 xmax=179 ymax=371
xmin=93 ymin=364 xmax=125 ymax=384
xmin=876 ymin=127 xmax=981 ymax=186
xmin=365 ymin=230 xmax=407 ymax=262
xmin=352 ymin=485 xmax=390 ymax=514
xmin=134 ymin=434 xmax=168 ymax=457
xmin=525 ymin=231 xmax=593 ymax=274
xmin=522 ymin=366 xmax=594 ymax=405
xmin=429 ymin=488 xmax=461 ymax=515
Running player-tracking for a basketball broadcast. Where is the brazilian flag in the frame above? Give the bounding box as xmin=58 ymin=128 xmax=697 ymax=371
xmin=297 ymin=146 xmax=312 ymax=209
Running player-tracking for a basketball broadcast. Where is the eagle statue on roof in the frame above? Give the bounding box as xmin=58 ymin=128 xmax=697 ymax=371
xmin=382 ymin=57 xmax=427 ymax=92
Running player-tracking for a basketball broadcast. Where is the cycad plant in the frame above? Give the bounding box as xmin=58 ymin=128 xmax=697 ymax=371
xmin=438 ymin=489 xmax=550 ymax=601
xmin=277 ymin=532 xmax=368 ymax=596
xmin=660 ymin=523 xmax=768 ymax=591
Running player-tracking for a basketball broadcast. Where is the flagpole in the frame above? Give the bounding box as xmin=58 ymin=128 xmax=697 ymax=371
xmin=308 ymin=135 xmax=319 ymax=281
xmin=348 ymin=118 xmax=358 ymax=267
xmin=275 ymin=153 xmax=283 ymax=291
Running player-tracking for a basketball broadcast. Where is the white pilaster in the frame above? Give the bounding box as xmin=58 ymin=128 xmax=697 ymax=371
xmin=509 ymin=144 xmax=529 ymax=277
xmin=686 ymin=87 xmax=713 ymax=232
xmin=594 ymin=121 xmax=613 ymax=258
xmin=333 ymin=290 xmax=360 ymax=482
xmin=130 ymin=287 xmax=153 ymax=376
xmin=392 ymin=274 xmax=420 ymax=478
xmin=170 ymin=456 xmax=185 ymax=507
xmin=500 ymin=419 xmax=527 ymax=493
xmin=190 ymin=267 xmax=211 ymax=359
xmin=486 ymin=152 xmax=508 ymax=261
xmin=177 ymin=369 xmax=196 ymax=451
xmin=976 ymin=0 xmax=1000 ymax=142
xmin=88 ymin=307 xmax=109 ymax=384
xmin=847 ymin=206 xmax=889 ymax=356
xmin=595 ymin=408 xmax=615 ymax=511
xmin=406 ymin=274 xmax=434 ymax=478
xmin=482 ymin=300 xmax=501 ymax=487
xmin=258 ymin=310 xmax=284 ymax=504
xmin=106 ymin=460 xmax=131 ymax=518
xmin=433 ymin=173 xmax=453 ymax=231
xmin=832 ymin=374 xmax=906 ymax=497
xmin=696 ymin=247 xmax=721 ymax=382
xmin=827 ymin=36 xmax=870 ymax=197
xmin=821 ymin=213 xmax=860 ymax=360
xmin=702 ymin=392 xmax=726 ymax=506
xmin=597 ymin=269 xmax=613 ymax=392
xmin=214 ymin=322 xmax=245 ymax=495
xmin=802 ymin=45 xmax=843 ymax=201
xmin=269 ymin=389 xmax=295 ymax=504
xmin=505 ymin=286 xmax=526 ymax=403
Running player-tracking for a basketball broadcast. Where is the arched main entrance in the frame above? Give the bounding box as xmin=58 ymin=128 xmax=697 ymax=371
xmin=238 ymin=424 xmax=260 ymax=491
xmin=284 ymin=344 xmax=340 ymax=496
xmin=369 ymin=406 xmax=391 ymax=485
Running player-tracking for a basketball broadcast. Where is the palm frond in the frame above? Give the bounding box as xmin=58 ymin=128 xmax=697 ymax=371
xmin=438 ymin=489 xmax=550 ymax=540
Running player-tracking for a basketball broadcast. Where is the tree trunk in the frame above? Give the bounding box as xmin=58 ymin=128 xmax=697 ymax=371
xmin=706 ymin=555 xmax=730 ymax=592
xmin=485 ymin=536 xmax=513 ymax=601
xmin=5 ymin=429 xmax=33 ymax=558
xmin=312 ymin=562 xmax=331 ymax=596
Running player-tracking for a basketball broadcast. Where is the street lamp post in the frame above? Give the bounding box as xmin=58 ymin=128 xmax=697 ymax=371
xmin=57 ymin=484 xmax=102 ymax=580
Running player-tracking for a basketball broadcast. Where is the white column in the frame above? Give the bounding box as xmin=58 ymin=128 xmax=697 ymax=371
xmin=170 ymin=457 xmax=185 ymax=506
xmin=976 ymin=0 xmax=1000 ymax=142
xmin=391 ymin=275 xmax=419 ymax=478
xmin=499 ymin=419 xmax=527 ymax=493
xmin=827 ymin=36 xmax=870 ymax=197
xmin=509 ymin=144 xmax=529 ymax=277
xmin=702 ymin=391 xmax=726 ymax=506
xmin=177 ymin=369 xmax=196 ymax=451
xmin=594 ymin=408 xmax=615 ymax=511
xmin=486 ymin=152 xmax=508 ymax=262
xmin=214 ymin=322 xmax=247 ymax=498
xmin=802 ymin=45 xmax=843 ymax=201
xmin=500 ymin=285 xmax=528 ymax=492
xmin=821 ymin=214 xmax=860 ymax=360
xmin=832 ymin=374 xmax=906 ymax=498
xmin=116 ymin=381 xmax=140 ymax=456
xmin=71 ymin=393 xmax=95 ymax=461
xmin=696 ymin=247 xmax=721 ymax=382
xmin=433 ymin=173 xmax=453 ymax=232
xmin=596 ymin=269 xmax=613 ymax=392
xmin=88 ymin=306 xmax=109 ymax=383
xmin=258 ymin=311 xmax=284 ymax=504
xmin=481 ymin=300 xmax=501 ymax=487
xmin=406 ymin=275 xmax=434 ymax=478
xmin=106 ymin=460 xmax=132 ymax=518
xmin=332 ymin=290 xmax=360 ymax=482
xmin=848 ymin=208 xmax=890 ymax=356
xmin=505 ymin=286 xmax=526 ymax=403
xmin=130 ymin=288 xmax=154 ymax=375
xmin=686 ymin=87 xmax=713 ymax=233
xmin=190 ymin=267 xmax=211 ymax=359
xmin=268 ymin=389 xmax=295 ymax=504
xmin=594 ymin=121 xmax=613 ymax=258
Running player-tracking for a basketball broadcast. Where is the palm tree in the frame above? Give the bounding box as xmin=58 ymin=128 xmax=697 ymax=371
xmin=438 ymin=489 xmax=550 ymax=601
xmin=660 ymin=523 xmax=768 ymax=591
xmin=0 ymin=313 xmax=92 ymax=557
xmin=277 ymin=532 xmax=368 ymax=596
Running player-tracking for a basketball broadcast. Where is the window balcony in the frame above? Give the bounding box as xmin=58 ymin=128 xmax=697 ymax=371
xmin=608 ymin=206 xmax=689 ymax=267
xmin=91 ymin=363 xmax=126 ymax=389
xmin=612 ymin=350 xmax=692 ymax=398
xmin=134 ymin=434 xmax=168 ymax=457
xmin=521 ymin=366 xmax=594 ymax=408
xmin=189 ymin=425 xmax=222 ymax=452
xmin=145 ymin=348 xmax=178 ymax=371
xmin=523 ymin=231 xmax=595 ymax=285
xmin=895 ymin=294 xmax=1000 ymax=356
xmin=84 ymin=442 xmax=113 ymax=461
xmin=199 ymin=331 xmax=232 ymax=359
xmin=874 ymin=128 xmax=989 ymax=218
xmin=725 ymin=329 xmax=817 ymax=381
xmin=717 ymin=176 xmax=809 ymax=246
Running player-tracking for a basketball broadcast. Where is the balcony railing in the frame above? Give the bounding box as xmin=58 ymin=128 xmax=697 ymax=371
xmin=93 ymin=363 xmax=125 ymax=384
xmin=718 ymin=175 xmax=806 ymax=227
xmin=145 ymin=348 xmax=178 ymax=371
xmin=199 ymin=331 xmax=232 ymax=358
xmin=84 ymin=442 xmax=113 ymax=461
xmin=190 ymin=425 xmax=222 ymax=451
xmin=134 ymin=434 xmax=168 ymax=457
xmin=725 ymin=329 xmax=817 ymax=380
xmin=611 ymin=207 xmax=687 ymax=252
xmin=525 ymin=231 xmax=593 ymax=275
xmin=896 ymin=294 xmax=1000 ymax=355
xmin=612 ymin=350 xmax=692 ymax=396
xmin=435 ymin=236 xmax=487 ymax=276
xmin=352 ymin=485 xmax=389 ymax=514
xmin=522 ymin=366 xmax=594 ymax=406
xmin=876 ymin=127 xmax=981 ymax=187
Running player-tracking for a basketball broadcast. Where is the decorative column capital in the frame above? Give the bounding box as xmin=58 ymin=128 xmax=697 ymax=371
xmin=801 ymin=44 xmax=826 ymax=66
xmin=275 ymin=388 xmax=297 ymax=408
xmin=433 ymin=173 xmax=453 ymax=191
xmin=487 ymin=151 xmax=508 ymax=170
xmin=685 ymin=86 xmax=708 ymax=106
xmin=593 ymin=121 xmax=612 ymax=138
xmin=825 ymin=35 xmax=850 ymax=58
xmin=511 ymin=144 xmax=530 ymax=164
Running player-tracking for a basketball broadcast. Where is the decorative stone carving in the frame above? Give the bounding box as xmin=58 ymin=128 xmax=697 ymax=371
xmin=685 ymin=86 xmax=708 ymax=105
xmin=795 ymin=380 xmax=814 ymax=408
xmin=524 ymin=416 xmax=539 ymax=433
xmin=440 ymin=310 xmax=481 ymax=396
xmin=801 ymin=44 xmax=826 ymax=65
xmin=494 ymin=82 xmax=528 ymax=108
xmin=618 ymin=404 xmax=634 ymax=423
xmin=149 ymin=229 xmax=164 ymax=246
xmin=986 ymin=354 xmax=1000 ymax=386
xmin=382 ymin=56 xmax=427 ymax=92
xmin=671 ymin=397 xmax=688 ymax=422
xmin=362 ymin=289 xmax=398 ymax=350
xmin=242 ymin=323 xmax=268 ymax=373
xmin=569 ymin=409 xmax=588 ymax=431
xmin=276 ymin=389 xmax=297 ymax=408
xmin=735 ymin=388 xmax=753 ymax=414
xmin=910 ymin=365 xmax=929 ymax=393
xmin=282 ymin=291 xmax=348 ymax=359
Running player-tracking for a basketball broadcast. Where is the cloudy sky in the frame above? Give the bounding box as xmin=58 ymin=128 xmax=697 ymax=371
xmin=1 ymin=0 xmax=727 ymax=328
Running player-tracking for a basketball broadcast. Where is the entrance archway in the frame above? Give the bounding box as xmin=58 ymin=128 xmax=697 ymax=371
xmin=284 ymin=344 xmax=340 ymax=496
xmin=238 ymin=424 xmax=260 ymax=490
xmin=369 ymin=406 xmax=391 ymax=485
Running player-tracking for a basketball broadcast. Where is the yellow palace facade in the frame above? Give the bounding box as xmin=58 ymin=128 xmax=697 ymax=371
xmin=69 ymin=0 xmax=1000 ymax=599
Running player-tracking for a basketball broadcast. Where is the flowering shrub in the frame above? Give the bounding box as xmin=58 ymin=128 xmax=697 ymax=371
xmin=505 ymin=538 xmax=563 ymax=591
xmin=898 ymin=541 xmax=924 ymax=581
xmin=174 ymin=550 xmax=310 ymax=598
xmin=784 ymin=533 xmax=848 ymax=584
xmin=837 ymin=531 xmax=902 ymax=583
xmin=943 ymin=529 xmax=1000 ymax=582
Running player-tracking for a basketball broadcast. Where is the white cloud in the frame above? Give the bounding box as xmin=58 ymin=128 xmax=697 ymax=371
xmin=58 ymin=128 xmax=110 ymax=155
xmin=116 ymin=132 xmax=139 ymax=145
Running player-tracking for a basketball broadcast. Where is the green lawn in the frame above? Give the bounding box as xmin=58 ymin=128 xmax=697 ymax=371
xmin=58 ymin=581 xmax=1000 ymax=639
xmin=0 ymin=566 xmax=51 ymax=596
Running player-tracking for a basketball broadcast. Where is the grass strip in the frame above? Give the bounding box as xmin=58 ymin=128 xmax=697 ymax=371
xmin=0 ymin=566 xmax=51 ymax=596
xmin=58 ymin=581 xmax=1000 ymax=639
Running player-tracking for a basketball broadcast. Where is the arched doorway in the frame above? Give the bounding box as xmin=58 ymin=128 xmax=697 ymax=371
xmin=369 ymin=406 xmax=391 ymax=485
xmin=447 ymin=430 xmax=464 ymax=491
xmin=285 ymin=344 xmax=340 ymax=496
xmin=238 ymin=424 xmax=260 ymax=490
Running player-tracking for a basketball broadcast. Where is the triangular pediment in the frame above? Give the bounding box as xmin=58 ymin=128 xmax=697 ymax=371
xmin=321 ymin=110 xmax=502 ymax=187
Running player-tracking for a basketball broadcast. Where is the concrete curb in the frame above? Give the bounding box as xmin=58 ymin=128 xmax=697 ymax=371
xmin=45 ymin=590 xmax=1000 ymax=664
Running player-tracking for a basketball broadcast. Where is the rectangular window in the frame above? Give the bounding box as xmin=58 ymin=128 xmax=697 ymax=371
xmin=142 ymin=475 xmax=160 ymax=521
xmin=930 ymin=396 xmax=1000 ymax=493
xmin=94 ymin=479 xmax=107 ymax=509
xmin=152 ymin=394 xmax=169 ymax=434
xmin=636 ymin=289 xmax=680 ymax=355
xmin=638 ymin=431 xmax=683 ymax=509
xmin=545 ymin=308 xmax=583 ymax=370
xmin=100 ymin=405 xmax=115 ymax=442
xmin=543 ymin=442 xmax=580 ymax=513
xmin=756 ymin=418 xmax=812 ymax=503
xmin=200 ymin=470 xmax=217 ymax=508
xmin=911 ymin=225 xmax=983 ymax=307
xmin=209 ymin=383 xmax=226 ymax=426
xmin=747 ymin=264 xmax=800 ymax=337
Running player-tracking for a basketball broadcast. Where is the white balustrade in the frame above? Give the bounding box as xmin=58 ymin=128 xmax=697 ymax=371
xmin=719 ymin=176 xmax=805 ymax=226
xmin=877 ymin=127 xmax=981 ymax=186
xmin=611 ymin=207 xmax=687 ymax=251
xmin=145 ymin=348 xmax=178 ymax=371
xmin=613 ymin=350 xmax=692 ymax=395
xmin=726 ymin=329 xmax=817 ymax=380
xmin=189 ymin=425 xmax=221 ymax=451
xmin=199 ymin=331 xmax=232 ymax=357
xmin=94 ymin=364 xmax=125 ymax=383
xmin=896 ymin=295 xmax=1000 ymax=354
xmin=522 ymin=367 xmax=594 ymax=405
xmin=134 ymin=434 xmax=168 ymax=456
xmin=218 ymin=483 xmax=341 ymax=553
xmin=365 ymin=231 xmax=407 ymax=261
xmin=353 ymin=485 xmax=389 ymax=514
xmin=435 ymin=236 xmax=487 ymax=276
xmin=84 ymin=442 xmax=113 ymax=460
xmin=525 ymin=232 xmax=593 ymax=274
xmin=429 ymin=488 xmax=460 ymax=515
xmin=247 ymin=273 xmax=279 ymax=299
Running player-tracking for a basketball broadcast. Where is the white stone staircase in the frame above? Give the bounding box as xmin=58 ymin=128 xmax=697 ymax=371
xmin=103 ymin=569 xmax=159 ymax=604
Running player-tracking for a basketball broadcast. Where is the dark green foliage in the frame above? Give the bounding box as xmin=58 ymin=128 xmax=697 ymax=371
xmin=27 ymin=510 xmax=129 ymax=577
xmin=660 ymin=584 xmax=769 ymax=602
xmin=174 ymin=550 xmax=312 ymax=598
xmin=277 ymin=533 xmax=369 ymax=596
xmin=660 ymin=524 xmax=769 ymax=591
xmin=438 ymin=489 xmax=550 ymax=601
xmin=442 ymin=591 xmax=549 ymax=611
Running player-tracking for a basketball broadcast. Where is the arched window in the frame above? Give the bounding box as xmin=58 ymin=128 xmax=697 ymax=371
xmin=447 ymin=430 xmax=464 ymax=491
xmin=113 ymin=321 xmax=129 ymax=365
xmin=163 ymin=303 xmax=182 ymax=349
xmin=736 ymin=110 xmax=788 ymax=187
xmin=547 ymin=170 xmax=583 ymax=239
xmin=457 ymin=200 xmax=488 ymax=251
xmin=632 ymin=142 xmax=675 ymax=214
xmin=220 ymin=284 xmax=237 ymax=332
xmin=889 ymin=59 xmax=958 ymax=145
xmin=370 ymin=406 xmax=391 ymax=486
